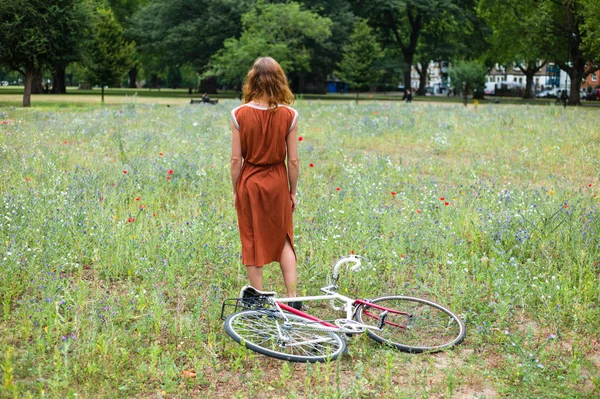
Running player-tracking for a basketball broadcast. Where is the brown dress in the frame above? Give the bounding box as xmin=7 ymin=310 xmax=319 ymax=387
xmin=231 ymin=103 xmax=299 ymax=267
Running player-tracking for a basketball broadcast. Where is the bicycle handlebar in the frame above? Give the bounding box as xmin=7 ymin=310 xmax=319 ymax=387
xmin=331 ymin=255 xmax=364 ymax=285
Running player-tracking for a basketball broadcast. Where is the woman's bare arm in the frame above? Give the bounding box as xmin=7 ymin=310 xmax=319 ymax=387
xmin=286 ymin=124 xmax=299 ymax=211
xmin=230 ymin=122 xmax=242 ymax=197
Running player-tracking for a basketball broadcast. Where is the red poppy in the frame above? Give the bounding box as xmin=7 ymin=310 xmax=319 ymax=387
xmin=167 ymin=176 xmax=171 ymax=180
xmin=140 ymin=204 xmax=146 ymax=210
xmin=26 ymin=177 xmax=31 ymax=181
xmin=167 ymin=169 xmax=174 ymax=175
xmin=135 ymin=197 xmax=140 ymax=201
xmin=564 ymin=205 xmax=568 ymax=208
xmin=440 ymin=197 xmax=445 ymax=201
xmin=63 ymin=141 xmax=67 ymax=144
xmin=298 ymin=136 xmax=303 ymax=142
xmin=416 ymin=209 xmax=422 ymax=214
xmin=336 ymin=187 xmax=341 ymax=191
xmin=588 ymin=183 xmax=592 ymax=187
xmin=350 ymin=250 xmax=354 ymax=255
xmin=159 ymin=152 xmax=164 ymax=157
xmin=309 ymin=163 xmax=314 ymax=168
xmin=123 ymin=170 xmax=128 ymax=174
xmin=391 ymin=191 xmax=396 ymax=196
xmin=1 ymin=121 xmax=6 ymax=125
xmin=445 ymin=202 xmax=449 ymax=206
xmin=127 ymin=217 xmax=135 ymax=223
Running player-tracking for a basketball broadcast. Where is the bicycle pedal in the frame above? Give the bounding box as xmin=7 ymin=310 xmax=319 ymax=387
xmin=377 ymin=311 xmax=389 ymax=330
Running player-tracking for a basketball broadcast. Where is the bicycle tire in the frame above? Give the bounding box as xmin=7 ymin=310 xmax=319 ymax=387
xmin=355 ymin=295 xmax=465 ymax=353
xmin=224 ymin=310 xmax=346 ymax=363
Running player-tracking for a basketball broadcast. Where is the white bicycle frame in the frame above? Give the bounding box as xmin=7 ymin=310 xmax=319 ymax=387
xmin=264 ymin=255 xmax=388 ymax=334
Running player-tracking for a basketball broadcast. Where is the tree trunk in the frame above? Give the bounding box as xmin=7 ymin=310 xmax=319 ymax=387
xmin=417 ymin=63 xmax=427 ymax=95
xmin=199 ymin=76 xmax=217 ymax=94
xmin=151 ymin=74 xmax=159 ymax=89
xmin=463 ymin=83 xmax=469 ymax=107
xmin=101 ymin=86 xmax=105 ymax=103
xmin=51 ymin=66 xmax=67 ymax=94
xmin=128 ymin=66 xmax=138 ymax=88
xmin=356 ymin=91 xmax=359 ymax=104
xmin=23 ymin=69 xmax=33 ymax=107
xmin=298 ymin=72 xmax=306 ymax=94
xmin=31 ymin=67 xmax=44 ymax=94
xmin=403 ymin=68 xmax=412 ymax=100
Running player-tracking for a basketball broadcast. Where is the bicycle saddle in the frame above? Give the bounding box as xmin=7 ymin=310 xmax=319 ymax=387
xmin=239 ymin=285 xmax=277 ymax=299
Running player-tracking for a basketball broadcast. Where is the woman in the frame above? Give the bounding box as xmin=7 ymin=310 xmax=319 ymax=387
xmin=230 ymin=57 xmax=300 ymax=301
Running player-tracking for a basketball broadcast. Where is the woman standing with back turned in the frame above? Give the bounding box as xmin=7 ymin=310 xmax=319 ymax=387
xmin=230 ymin=57 xmax=300 ymax=302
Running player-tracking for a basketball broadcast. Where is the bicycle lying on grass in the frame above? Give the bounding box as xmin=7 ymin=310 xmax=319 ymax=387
xmin=221 ymin=255 xmax=466 ymax=363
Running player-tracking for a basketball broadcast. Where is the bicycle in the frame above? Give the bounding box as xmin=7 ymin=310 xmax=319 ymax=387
xmin=221 ymin=255 xmax=466 ymax=363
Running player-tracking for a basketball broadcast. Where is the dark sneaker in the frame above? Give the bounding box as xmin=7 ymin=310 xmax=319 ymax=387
xmin=289 ymin=301 xmax=303 ymax=311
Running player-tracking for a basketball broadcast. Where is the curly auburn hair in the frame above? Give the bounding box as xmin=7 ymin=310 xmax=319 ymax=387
xmin=242 ymin=57 xmax=294 ymax=110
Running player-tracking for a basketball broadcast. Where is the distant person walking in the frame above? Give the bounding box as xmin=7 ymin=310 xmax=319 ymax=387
xmin=230 ymin=57 xmax=300 ymax=302
xmin=405 ymin=89 xmax=413 ymax=103
xmin=560 ymin=89 xmax=568 ymax=108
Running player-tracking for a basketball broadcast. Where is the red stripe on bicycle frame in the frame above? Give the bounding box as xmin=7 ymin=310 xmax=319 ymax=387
xmin=354 ymin=299 xmax=412 ymax=316
xmin=278 ymin=303 xmax=338 ymax=328
xmin=362 ymin=310 xmax=405 ymax=329
xmin=355 ymin=299 xmax=411 ymax=329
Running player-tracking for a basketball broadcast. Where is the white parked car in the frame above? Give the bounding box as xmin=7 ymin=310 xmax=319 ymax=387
xmin=537 ymin=87 xmax=562 ymax=98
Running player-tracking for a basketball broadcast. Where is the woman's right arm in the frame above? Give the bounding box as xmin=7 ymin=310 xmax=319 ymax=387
xmin=286 ymin=124 xmax=299 ymax=212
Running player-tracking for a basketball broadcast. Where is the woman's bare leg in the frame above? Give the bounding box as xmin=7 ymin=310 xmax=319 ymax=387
xmin=246 ymin=266 xmax=263 ymax=290
xmin=279 ymin=238 xmax=297 ymax=297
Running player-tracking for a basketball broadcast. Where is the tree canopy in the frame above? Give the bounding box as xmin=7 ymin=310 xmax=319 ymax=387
xmin=207 ymin=2 xmax=332 ymax=86
xmin=3 ymin=0 xmax=600 ymax=107
xmin=335 ymin=18 xmax=383 ymax=101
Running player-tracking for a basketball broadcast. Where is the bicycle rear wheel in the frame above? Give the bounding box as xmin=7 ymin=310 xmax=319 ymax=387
xmin=224 ymin=310 xmax=346 ymax=363
xmin=356 ymin=296 xmax=465 ymax=353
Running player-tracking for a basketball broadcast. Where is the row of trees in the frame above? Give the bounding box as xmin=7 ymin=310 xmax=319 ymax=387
xmin=1 ymin=0 xmax=599 ymax=106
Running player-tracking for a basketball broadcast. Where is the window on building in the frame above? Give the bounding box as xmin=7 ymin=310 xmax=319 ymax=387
xmin=593 ymin=74 xmax=597 ymax=82
xmin=519 ymin=78 xmax=523 ymax=83
xmin=535 ymin=78 xmax=539 ymax=85
xmin=514 ymin=77 xmax=517 ymax=82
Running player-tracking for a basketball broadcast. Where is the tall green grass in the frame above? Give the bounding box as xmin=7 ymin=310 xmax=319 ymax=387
xmin=0 ymin=101 xmax=598 ymax=398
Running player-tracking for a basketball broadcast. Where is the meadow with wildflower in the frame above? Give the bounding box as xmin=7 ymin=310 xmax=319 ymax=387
xmin=0 ymin=100 xmax=599 ymax=398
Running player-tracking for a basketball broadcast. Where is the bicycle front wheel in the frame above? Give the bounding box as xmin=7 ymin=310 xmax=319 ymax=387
xmin=224 ymin=310 xmax=346 ymax=363
xmin=356 ymin=296 xmax=465 ymax=353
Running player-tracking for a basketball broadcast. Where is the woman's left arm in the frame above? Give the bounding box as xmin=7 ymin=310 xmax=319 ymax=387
xmin=230 ymin=122 xmax=242 ymax=204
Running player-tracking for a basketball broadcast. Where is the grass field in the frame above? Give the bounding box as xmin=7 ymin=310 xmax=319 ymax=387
xmin=3 ymin=86 xmax=598 ymax=108
xmin=0 ymin=100 xmax=599 ymax=398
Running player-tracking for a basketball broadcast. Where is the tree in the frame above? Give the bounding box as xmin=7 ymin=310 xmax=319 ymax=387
xmin=539 ymin=0 xmax=599 ymax=105
xmin=108 ymin=0 xmax=149 ymax=88
xmin=50 ymin=0 xmax=94 ymax=94
xmin=0 ymin=0 xmax=90 ymax=106
xmin=335 ymin=19 xmax=384 ymax=103
xmin=448 ymin=60 xmax=487 ymax=106
xmin=414 ymin=0 xmax=488 ymax=95
xmin=478 ymin=0 xmax=549 ymax=99
xmin=130 ymin=0 xmax=254 ymax=90
xmin=84 ymin=7 xmax=134 ymax=102
xmin=353 ymin=0 xmax=465 ymax=95
xmin=207 ymin=2 xmax=332 ymax=87
xmin=581 ymin=0 xmax=600 ymax=72
xmin=291 ymin=0 xmax=356 ymax=93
